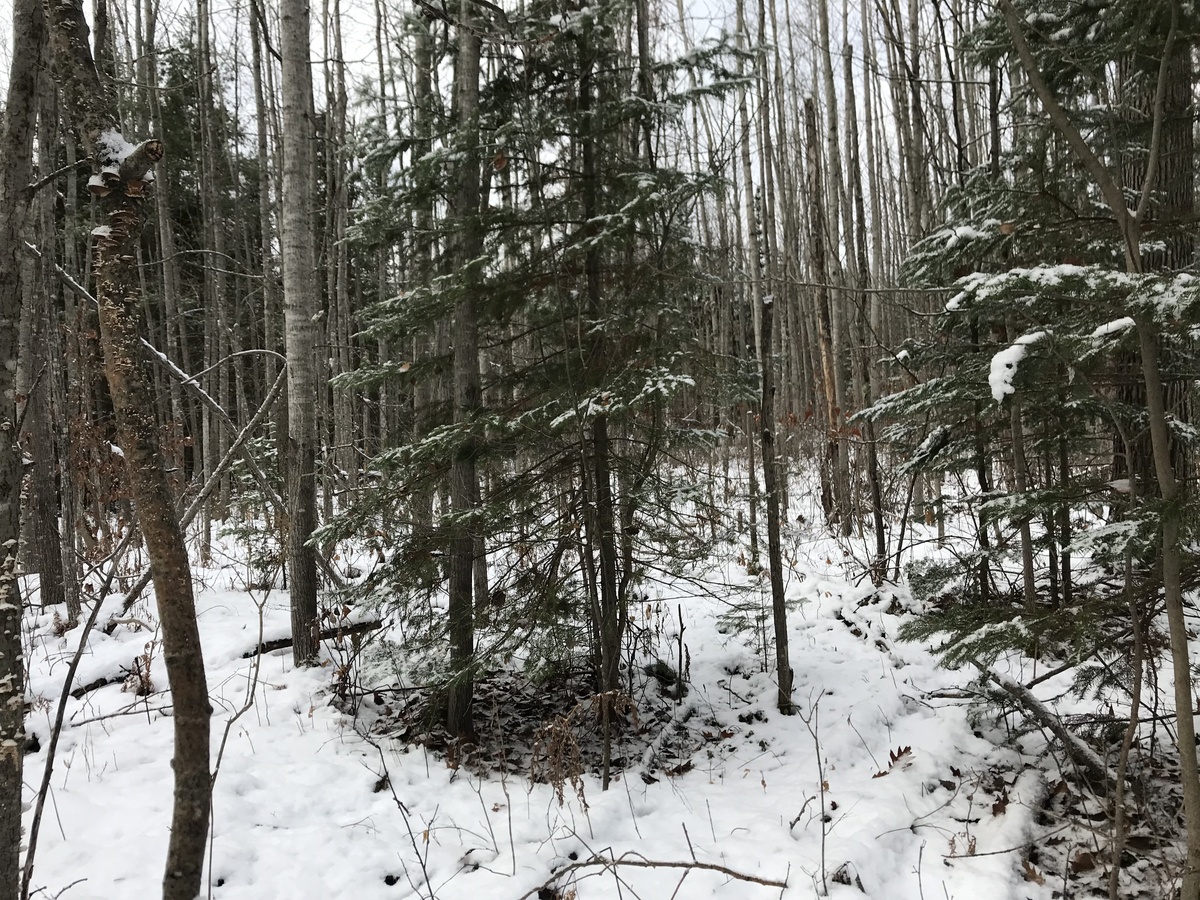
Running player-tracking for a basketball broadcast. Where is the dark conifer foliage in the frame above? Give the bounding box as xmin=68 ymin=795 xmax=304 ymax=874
xmin=329 ymin=2 xmax=743 ymax=728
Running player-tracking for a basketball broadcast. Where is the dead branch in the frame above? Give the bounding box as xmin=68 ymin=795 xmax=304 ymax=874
xmin=240 ymin=619 xmax=382 ymax=658
xmin=973 ymin=660 xmax=1113 ymax=791
xmin=516 ymin=851 xmax=788 ymax=900
xmin=67 ymin=619 xmax=382 ymax=702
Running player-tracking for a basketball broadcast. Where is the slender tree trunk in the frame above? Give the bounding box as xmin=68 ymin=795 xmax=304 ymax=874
xmin=144 ymin=0 xmax=187 ymax=463
xmin=759 ymin=295 xmax=793 ymax=713
xmin=36 ymin=83 xmax=83 ymax=622
xmin=44 ymin=3 xmax=212 ymax=897
xmin=803 ymin=97 xmax=848 ymax=529
xmin=844 ymin=41 xmax=887 ymax=577
xmin=1009 ymin=395 xmax=1036 ymax=611
xmin=280 ymin=0 xmax=321 ymax=665
xmin=446 ymin=0 xmax=483 ymax=739
xmin=409 ymin=15 xmax=436 ymax=536
xmin=0 ymin=2 xmax=43 ymax=896
xmin=575 ymin=23 xmax=622 ymax=789
xmin=249 ymin=0 xmax=284 ymax=537
xmin=736 ymin=0 xmax=763 ymax=362
xmin=19 ymin=249 xmax=70 ymax=618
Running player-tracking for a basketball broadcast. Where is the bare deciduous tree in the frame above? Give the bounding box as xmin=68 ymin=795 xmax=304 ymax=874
xmin=44 ymin=2 xmax=212 ymax=897
xmin=280 ymin=0 xmax=321 ymax=666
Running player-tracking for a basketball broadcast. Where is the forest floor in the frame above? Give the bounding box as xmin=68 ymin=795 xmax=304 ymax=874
xmin=20 ymin=518 xmax=1177 ymax=900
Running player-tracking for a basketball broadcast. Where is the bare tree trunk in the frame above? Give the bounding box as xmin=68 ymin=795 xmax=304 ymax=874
xmin=446 ymin=0 xmax=483 ymax=739
xmin=280 ymin=0 xmax=321 ymax=665
xmin=843 ymin=40 xmax=887 ymax=577
xmin=36 ymin=82 xmax=83 ymax=622
xmin=19 ymin=248 xmax=71 ymax=618
xmin=323 ymin=0 xmax=356 ymax=501
xmin=409 ymin=15 xmax=436 ymax=536
xmin=0 ymin=2 xmax=43 ymax=896
xmin=736 ymin=0 xmax=763 ymax=363
xmin=44 ymin=3 xmax=212 ymax=897
xmin=759 ymin=294 xmax=793 ymax=713
xmin=249 ymin=0 xmax=284 ymax=538
xmin=1009 ymin=394 xmax=1036 ymax=611
xmin=144 ymin=0 xmax=188 ymax=465
xmin=803 ymin=97 xmax=850 ymax=530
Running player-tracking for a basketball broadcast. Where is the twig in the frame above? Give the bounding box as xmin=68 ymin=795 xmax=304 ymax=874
xmin=25 ymin=158 xmax=93 ymax=198
xmin=516 ymin=852 xmax=789 ymax=900
xmin=365 ymin=736 xmax=436 ymax=900
xmin=70 ymin=703 xmax=173 ymax=727
xmin=13 ymin=364 xmax=45 ymax=434
xmin=846 ymin=713 xmax=881 ymax=771
xmin=798 ymin=694 xmax=829 ymax=896
xmin=108 ymin=617 xmax=153 ymax=632
xmin=28 ymin=877 xmax=87 ymax=899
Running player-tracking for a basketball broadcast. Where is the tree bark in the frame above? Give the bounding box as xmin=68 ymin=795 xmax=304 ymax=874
xmin=0 ymin=2 xmax=43 ymax=897
xmin=446 ymin=0 xmax=483 ymax=739
xmin=759 ymin=295 xmax=793 ymax=714
xmin=43 ymin=2 xmax=212 ymax=898
xmin=280 ymin=0 xmax=321 ymax=666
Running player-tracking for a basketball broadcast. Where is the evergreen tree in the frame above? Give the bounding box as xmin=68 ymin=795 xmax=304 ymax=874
xmin=332 ymin=0 xmax=741 ymax=755
xmin=861 ymin=0 xmax=1199 ymax=723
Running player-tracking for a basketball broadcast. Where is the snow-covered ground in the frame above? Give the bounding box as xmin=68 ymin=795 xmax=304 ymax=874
xmin=21 ymin=528 xmax=1054 ymax=900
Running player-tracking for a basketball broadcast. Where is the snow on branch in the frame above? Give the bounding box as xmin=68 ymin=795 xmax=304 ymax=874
xmin=975 ymin=661 xmax=1112 ymax=791
xmin=988 ymin=331 xmax=1047 ymax=403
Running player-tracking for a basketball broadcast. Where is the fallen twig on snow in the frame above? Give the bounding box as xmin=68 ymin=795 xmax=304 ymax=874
xmin=66 ymin=619 xmax=383 ymax=701
xmin=515 ymin=851 xmax=788 ymax=900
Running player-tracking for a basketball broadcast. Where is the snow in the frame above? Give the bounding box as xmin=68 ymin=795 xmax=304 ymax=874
xmin=1090 ymin=317 xmax=1134 ymax=340
xmin=21 ymin=531 xmax=1051 ymax=900
xmin=95 ymin=129 xmax=139 ymax=166
xmin=989 ymin=331 xmax=1047 ymax=403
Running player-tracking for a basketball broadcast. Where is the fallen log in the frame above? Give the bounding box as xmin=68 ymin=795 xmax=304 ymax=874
xmin=241 ymin=619 xmax=383 ymax=658
xmin=67 ymin=620 xmax=384 ymax=699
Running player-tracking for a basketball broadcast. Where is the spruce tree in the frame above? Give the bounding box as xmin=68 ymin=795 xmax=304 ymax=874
xmin=332 ymin=0 xmax=742 ymax=748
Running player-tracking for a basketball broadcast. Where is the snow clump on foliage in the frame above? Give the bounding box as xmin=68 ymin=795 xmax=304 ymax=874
xmin=988 ymin=331 xmax=1047 ymax=403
